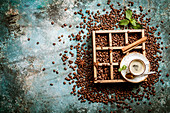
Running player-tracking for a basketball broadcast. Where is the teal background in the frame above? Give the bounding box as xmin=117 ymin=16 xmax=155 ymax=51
xmin=0 ymin=0 xmax=169 ymax=113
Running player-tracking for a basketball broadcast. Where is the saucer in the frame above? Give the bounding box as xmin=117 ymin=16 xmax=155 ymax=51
xmin=120 ymin=52 xmax=150 ymax=83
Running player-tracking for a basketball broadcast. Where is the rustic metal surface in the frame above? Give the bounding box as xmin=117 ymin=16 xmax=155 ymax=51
xmin=0 ymin=0 xmax=169 ymax=113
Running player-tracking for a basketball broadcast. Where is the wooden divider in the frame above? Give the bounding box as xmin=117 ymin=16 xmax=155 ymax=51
xmin=96 ymin=46 xmax=142 ymax=50
xmin=109 ymin=33 xmax=113 ymax=79
xmin=142 ymin=30 xmax=145 ymax=56
xmin=93 ymin=31 xmax=97 ymax=79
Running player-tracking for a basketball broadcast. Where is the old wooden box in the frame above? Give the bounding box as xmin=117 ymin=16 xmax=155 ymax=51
xmin=92 ymin=29 xmax=145 ymax=83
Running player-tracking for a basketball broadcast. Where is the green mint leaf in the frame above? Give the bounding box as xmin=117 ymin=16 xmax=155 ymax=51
xmin=119 ymin=19 xmax=129 ymax=26
xmin=118 ymin=68 xmax=122 ymax=72
xmin=132 ymin=25 xmax=138 ymax=29
xmin=122 ymin=65 xmax=127 ymax=70
xmin=126 ymin=9 xmax=132 ymax=20
xmin=132 ymin=23 xmax=142 ymax=29
xmin=130 ymin=18 xmax=136 ymax=26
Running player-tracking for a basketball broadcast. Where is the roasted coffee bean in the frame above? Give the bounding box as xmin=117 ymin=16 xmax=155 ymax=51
xmin=97 ymin=3 xmax=101 ymax=6
xmin=136 ymin=102 xmax=140 ymax=105
xmin=51 ymin=21 xmax=54 ymax=25
xmin=53 ymin=43 xmax=56 ymax=46
xmin=53 ymin=69 xmax=56 ymax=72
xmin=56 ymin=71 xmax=59 ymax=74
xmin=42 ymin=68 xmax=46 ymax=71
xmin=50 ymin=83 xmax=53 ymax=86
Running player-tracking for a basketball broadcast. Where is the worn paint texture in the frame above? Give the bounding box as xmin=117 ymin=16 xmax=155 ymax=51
xmin=0 ymin=0 xmax=169 ymax=113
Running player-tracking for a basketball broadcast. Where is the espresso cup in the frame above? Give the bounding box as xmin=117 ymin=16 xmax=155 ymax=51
xmin=128 ymin=59 xmax=146 ymax=76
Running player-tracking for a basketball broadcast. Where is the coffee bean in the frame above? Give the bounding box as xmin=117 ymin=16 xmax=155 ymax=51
xmin=136 ymin=102 xmax=140 ymax=105
xmin=51 ymin=21 xmax=54 ymax=25
xmin=42 ymin=68 xmax=46 ymax=71
xmin=50 ymin=83 xmax=53 ymax=86
xmin=97 ymin=3 xmax=101 ymax=6
xmin=56 ymin=71 xmax=59 ymax=74
xmin=53 ymin=43 xmax=56 ymax=46
xmin=69 ymin=25 xmax=72 ymax=28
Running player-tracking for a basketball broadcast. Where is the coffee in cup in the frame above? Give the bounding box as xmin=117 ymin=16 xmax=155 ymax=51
xmin=129 ymin=59 xmax=146 ymax=75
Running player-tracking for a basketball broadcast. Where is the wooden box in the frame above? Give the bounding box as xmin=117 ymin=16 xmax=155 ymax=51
xmin=93 ymin=29 xmax=145 ymax=83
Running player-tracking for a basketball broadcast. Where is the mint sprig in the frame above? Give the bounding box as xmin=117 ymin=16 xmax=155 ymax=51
xmin=118 ymin=65 xmax=127 ymax=72
xmin=119 ymin=9 xmax=142 ymax=29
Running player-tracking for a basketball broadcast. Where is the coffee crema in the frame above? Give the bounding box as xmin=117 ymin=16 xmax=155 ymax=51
xmin=129 ymin=59 xmax=145 ymax=75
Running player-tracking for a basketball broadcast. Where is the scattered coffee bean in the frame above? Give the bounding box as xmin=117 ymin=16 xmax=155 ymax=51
xmin=97 ymin=3 xmax=101 ymax=6
xmin=56 ymin=71 xmax=59 ymax=74
xmin=42 ymin=68 xmax=46 ymax=71
xmin=53 ymin=43 xmax=56 ymax=46
xmin=51 ymin=21 xmax=54 ymax=25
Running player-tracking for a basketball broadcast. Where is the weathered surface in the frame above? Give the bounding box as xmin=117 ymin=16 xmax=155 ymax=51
xmin=0 ymin=0 xmax=169 ymax=113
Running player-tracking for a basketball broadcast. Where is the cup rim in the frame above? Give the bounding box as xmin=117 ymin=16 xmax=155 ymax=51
xmin=128 ymin=59 xmax=146 ymax=76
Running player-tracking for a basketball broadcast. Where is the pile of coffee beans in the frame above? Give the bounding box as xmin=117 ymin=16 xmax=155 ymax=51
xmin=44 ymin=1 xmax=168 ymax=112
xmin=128 ymin=33 xmax=142 ymax=44
xmin=96 ymin=51 xmax=110 ymax=63
xmin=112 ymin=50 xmax=125 ymax=63
xmin=97 ymin=66 xmax=110 ymax=80
xmin=96 ymin=34 xmax=109 ymax=47
xmin=129 ymin=49 xmax=143 ymax=53
xmin=113 ymin=66 xmax=123 ymax=79
xmin=112 ymin=33 xmax=125 ymax=46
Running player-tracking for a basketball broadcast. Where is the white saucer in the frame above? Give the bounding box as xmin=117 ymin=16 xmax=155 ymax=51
xmin=120 ymin=52 xmax=150 ymax=83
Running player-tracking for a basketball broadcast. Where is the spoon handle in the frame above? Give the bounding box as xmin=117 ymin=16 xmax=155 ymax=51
xmin=144 ymin=71 xmax=156 ymax=75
